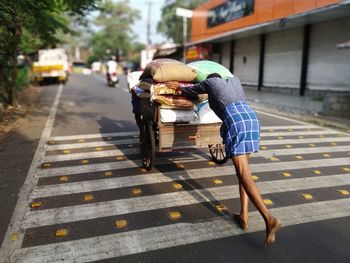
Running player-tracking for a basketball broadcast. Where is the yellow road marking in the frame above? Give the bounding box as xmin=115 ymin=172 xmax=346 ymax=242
xmin=252 ymin=175 xmax=258 ymax=181
xmin=41 ymin=163 xmax=51 ymax=168
xmin=104 ymin=171 xmax=113 ymax=176
xmin=208 ymin=161 xmax=216 ymax=166
xmin=260 ymin=146 xmax=267 ymax=150
xmin=337 ymin=189 xmax=350 ymax=196
xmin=116 ymin=156 xmax=124 ymax=161
xmin=132 ymin=188 xmax=142 ymax=195
xmin=323 ymin=153 xmax=331 ymax=158
xmin=84 ymin=194 xmax=94 ymax=201
xmin=301 ymin=193 xmax=313 ymax=200
xmin=96 ymin=147 xmax=103 ymax=151
xmin=216 ymin=204 xmax=228 ymax=212
xmin=78 ymin=139 xmax=85 ymax=143
xmin=48 ymin=141 xmax=56 ymax=145
xmin=281 ymin=172 xmax=292 ymax=177
xmin=30 ymin=201 xmax=42 ymax=208
xmin=312 ymin=170 xmax=321 ymax=175
xmin=308 ymin=144 xmax=315 ymax=147
xmin=341 ymin=167 xmax=350 ymax=172
xmin=263 ymin=199 xmax=273 ymax=205
xmin=213 ymin=179 xmax=223 ymax=185
xmin=59 ymin=176 xmax=68 ymax=182
xmin=173 ymin=183 xmax=183 ymax=190
xmin=269 ymin=156 xmax=279 ymax=161
xmin=81 ymin=160 xmax=89 ymax=164
xmin=295 ymin=155 xmax=303 ymax=160
xmin=169 ymin=211 xmax=181 ymax=220
xmin=285 ymin=145 xmax=292 ymax=148
xmin=55 ymin=228 xmax=68 ymax=237
xmin=176 ymin=163 xmax=185 ymax=169
xmin=114 ymin=220 xmax=127 ymax=229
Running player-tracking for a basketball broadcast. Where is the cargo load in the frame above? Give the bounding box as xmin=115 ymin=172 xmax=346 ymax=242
xmin=139 ymin=58 xmax=197 ymax=82
xmin=188 ymin=60 xmax=233 ymax=82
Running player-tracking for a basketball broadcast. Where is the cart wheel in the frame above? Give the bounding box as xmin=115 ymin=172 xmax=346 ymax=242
xmin=208 ymin=144 xmax=228 ymax=164
xmin=141 ymin=119 xmax=155 ymax=170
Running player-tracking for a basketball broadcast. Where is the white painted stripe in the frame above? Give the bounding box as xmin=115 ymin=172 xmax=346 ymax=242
xmin=50 ymin=131 xmax=139 ymax=141
xmin=0 ymin=85 xmax=63 ymax=260
xmin=37 ymin=157 xmax=350 ymax=178
xmin=261 ymin=136 xmax=350 ymax=145
xmin=12 ymin=199 xmax=350 ymax=262
xmin=257 ymin=110 xmax=350 ymax=136
xmin=261 ymin=130 xmax=339 ymax=137
xmin=44 ymin=135 xmax=350 ymax=151
xmin=46 ymin=138 xmax=139 ymax=150
xmin=31 ymin=152 xmax=350 ymax=197
xmin=47 ymin=125 xmax=317 ymax=142
xmin=43 ymin=148 xmax=139 ymax=162
xmin=42 ymin=144 xmax=350 ymax=163
xmin=257 ymin=145 xmax=350 ymax=158
xmin=24 ymin=173 xmax=350 ymax=228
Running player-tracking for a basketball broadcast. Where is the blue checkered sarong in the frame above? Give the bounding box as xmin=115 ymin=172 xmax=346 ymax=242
xmin=220 ymin=101 xmax=260 ymax=157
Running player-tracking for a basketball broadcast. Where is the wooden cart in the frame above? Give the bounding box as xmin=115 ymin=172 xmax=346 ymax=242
xmin=139 ymin=98 xmax=228 ymax=170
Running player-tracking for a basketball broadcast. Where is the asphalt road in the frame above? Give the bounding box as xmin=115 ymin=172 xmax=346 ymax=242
xmin=1 ymin=73 xmax=350 ymax=263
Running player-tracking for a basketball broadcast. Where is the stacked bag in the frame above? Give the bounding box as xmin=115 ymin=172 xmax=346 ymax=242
xmin=132 ymin=58 xmax=233 ymax=124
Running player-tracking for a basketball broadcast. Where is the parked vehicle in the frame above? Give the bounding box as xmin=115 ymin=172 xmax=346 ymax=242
xmin=32 ymin=48 xmax=68 ymax=84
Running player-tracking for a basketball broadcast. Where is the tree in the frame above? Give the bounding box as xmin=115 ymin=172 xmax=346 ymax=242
xmin=0 ymin=0 xmax=99 ymax=106
xmin=89 ymin=0 xmax=140 ymax=61
xmin=157 ymin=0 xmax=207 ymax=43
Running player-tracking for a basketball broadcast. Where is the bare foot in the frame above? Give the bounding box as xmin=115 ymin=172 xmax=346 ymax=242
xmin=264 ymin=218 xmax=281 ymax=246
xmin=233 ymin=214 xmax=248 ymax=230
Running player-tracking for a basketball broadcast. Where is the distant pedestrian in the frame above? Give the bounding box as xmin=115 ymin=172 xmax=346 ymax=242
xmin=167 ymin=73 xmax=281 ymax=246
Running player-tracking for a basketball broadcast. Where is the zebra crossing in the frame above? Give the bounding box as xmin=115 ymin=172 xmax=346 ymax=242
xmin=1 ymin=121 xmax=350 ymax=262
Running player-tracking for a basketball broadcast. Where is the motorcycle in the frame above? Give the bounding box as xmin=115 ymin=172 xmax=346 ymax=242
xmin=106 ymin=71 xmax=119 ymax=87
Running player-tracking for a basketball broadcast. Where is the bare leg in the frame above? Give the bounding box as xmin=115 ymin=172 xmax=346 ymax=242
xmin=234 ymin=183 xmax=249 ymax=230
xmin=232 ymin=154 xmax=281 ymax=246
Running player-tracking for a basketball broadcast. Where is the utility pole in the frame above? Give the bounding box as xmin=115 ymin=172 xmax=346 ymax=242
xmin=146 ymin=1 xmax=153 ymax=61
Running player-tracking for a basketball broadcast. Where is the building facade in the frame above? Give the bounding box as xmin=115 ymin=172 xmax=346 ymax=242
xmin=189 ymin=0 xmax=350 ymax=117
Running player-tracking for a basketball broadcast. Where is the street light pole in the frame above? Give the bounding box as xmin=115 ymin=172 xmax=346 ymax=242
xmin=176 ymin=7 xmax=193 ymax=63
xmin=183 ymin=16 xmax=187 ymax=63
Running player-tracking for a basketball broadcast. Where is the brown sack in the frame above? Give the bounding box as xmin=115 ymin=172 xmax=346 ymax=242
xmin=140 ymin=59 xmax=197 ymax=82
xmin=153 ymin=95 xmax=194 ymax=109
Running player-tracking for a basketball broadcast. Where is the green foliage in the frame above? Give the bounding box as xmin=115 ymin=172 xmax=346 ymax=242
xmin=0 ymin=0 xmax=99 ymax=105
xmin=16 ymin=67 xmax=28 ymax=91
xmin=89 ymin=0 xmax=140 ymax=60
xmin=157 ymin=0 xmax=207 ymax=43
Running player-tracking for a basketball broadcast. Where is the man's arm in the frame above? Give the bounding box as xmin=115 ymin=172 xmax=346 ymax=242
xmin=166 ymin=81 xmax=206 ymax=100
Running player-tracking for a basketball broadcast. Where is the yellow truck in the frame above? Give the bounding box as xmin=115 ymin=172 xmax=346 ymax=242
xmin=33 ymin=48 xmax=68 ymax=84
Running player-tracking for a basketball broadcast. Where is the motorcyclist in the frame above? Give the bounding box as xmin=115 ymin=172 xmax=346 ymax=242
xmin=106 ymin=56 xmax=118 ymax=86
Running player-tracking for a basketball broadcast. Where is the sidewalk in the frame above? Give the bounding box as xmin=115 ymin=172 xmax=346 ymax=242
xmin=244 ymin=87 xmax=350 ymax=133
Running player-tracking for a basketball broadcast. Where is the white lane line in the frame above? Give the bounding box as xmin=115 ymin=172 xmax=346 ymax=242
xmin=11 ymin=198 xmax=350 ymax=263
xmin=261 ymin=136 xmax=350 ymax=145
xmin=46 ymin=138 xmax=139 ymax=150
xmin=24 ymin=173 xmax=350 ymax=228
xmin=44 ymin=148 xmax=139 ymax=162
xmin=0 ymin=84 xmax=63 ymax=260
xmin=261 ymin=130 xmax=340 ymax=137
xmin=42 ymin=144 xmax=350 ymax=163
xmin=44 ymin=135 xmax=350 ymax=151
xmin=50 ymin=131 xmax=139 ymax=141
xmin=47 ymin=125 xmax=317 ymax=141
xmin=257 ymin=110 xmax=350 ymax=136
xmin=37 ymin=156 xmax=350 ymax=178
